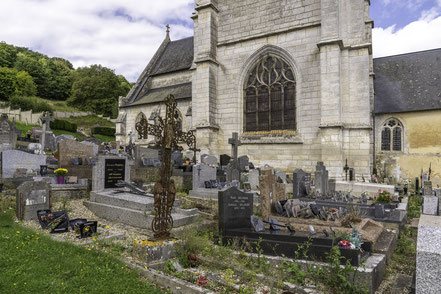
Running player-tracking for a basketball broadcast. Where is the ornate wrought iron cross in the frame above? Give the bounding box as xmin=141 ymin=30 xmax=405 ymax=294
xmin=135 ymin=95 xmax=196 ymax=239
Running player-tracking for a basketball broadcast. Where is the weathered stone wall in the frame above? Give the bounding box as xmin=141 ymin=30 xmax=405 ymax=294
xmin=375 ymin=111 xmax=441 ymax=185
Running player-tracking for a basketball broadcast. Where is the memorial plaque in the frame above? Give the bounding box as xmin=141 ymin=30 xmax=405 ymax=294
xmin=104 ymin=159 xmax=126 ymax=188
xmin=218 ymin=187 xmax=253 ymax=234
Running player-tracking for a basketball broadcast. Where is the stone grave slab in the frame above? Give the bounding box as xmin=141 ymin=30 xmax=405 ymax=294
xmin=16 ymin=181 xmax=50 ymax=220
xmin=416 ymin=215 xmax=441 ymax=294
xmin=423 ymin=196 xmax=439 ymax=216
xmin=1 ymin=150 xmax=46 ymax=178
xmin=248 ymin=169 xmax=260 ymax=190
xmin=201 ymin=154 xmax=217 ymax=166
xmin=314 ymin=161 xmax=329 ymax=195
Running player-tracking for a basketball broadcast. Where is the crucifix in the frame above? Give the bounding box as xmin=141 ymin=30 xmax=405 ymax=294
xmin=40 ymin=112 xmax=54 ymax=151
xmin=228 ymin=132 xmax=241 ymax=163
xmin=189 ymin=146 xmax=201 ymax=164
xmin=135 ymin=94 xmax=197 ymax=239
xmin=343 ymin=159 xmax=350 ymax=181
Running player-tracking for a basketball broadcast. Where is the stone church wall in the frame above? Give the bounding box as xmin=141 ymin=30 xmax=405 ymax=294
xmin=375 ymin=111 xmax=441 ymax=186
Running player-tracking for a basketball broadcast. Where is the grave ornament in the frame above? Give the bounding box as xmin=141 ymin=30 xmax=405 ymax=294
xmin=136 ymin=95 xmax=197 ymax=239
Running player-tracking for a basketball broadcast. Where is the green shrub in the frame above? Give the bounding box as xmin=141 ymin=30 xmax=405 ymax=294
xmin=91 ymin=126 xmax=116 ymax=136
xmin=8 ymin=95 xmax=53 ymax=113
xmin=50 ymin=118 xmax=77 ymax=132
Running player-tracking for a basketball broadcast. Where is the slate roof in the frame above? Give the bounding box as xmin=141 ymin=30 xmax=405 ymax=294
xmin=121 ymin=83 xmax=192 ymax=107
xmin=374 ymin=48 xmax=441 ymax=114
xmin=151 ymin=37 xmax=194 ymax=76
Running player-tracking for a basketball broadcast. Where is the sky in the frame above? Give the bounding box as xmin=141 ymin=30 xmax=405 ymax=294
xmin=0 ymin=0 xmax=440 ymax=82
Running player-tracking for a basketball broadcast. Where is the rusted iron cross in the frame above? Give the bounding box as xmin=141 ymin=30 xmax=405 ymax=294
xmin=135 ymin=94 xmax=196 ymax=239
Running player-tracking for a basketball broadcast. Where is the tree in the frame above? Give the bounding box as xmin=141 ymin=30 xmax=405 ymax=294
xmin=68 ymin=65 xmax=130 ymax=118
xmin=0 ymin=42 xmax=17 ymax=68
xmin=14 ymin=52 xmax=47 ymax=97
xmin=15 ymin=70 xmax=37 ymax=97
xmin=0 ymin=67 xmax=17 ymax=100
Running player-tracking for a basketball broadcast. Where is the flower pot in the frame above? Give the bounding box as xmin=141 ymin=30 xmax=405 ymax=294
xmin=40 ymin=165 xmax=48 ymax=176
xmin=57 ymin=175 xmax=65 ymax=184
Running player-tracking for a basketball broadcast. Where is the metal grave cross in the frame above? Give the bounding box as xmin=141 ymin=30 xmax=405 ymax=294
xmin=136 ymin=94 xmax=197 ymax=239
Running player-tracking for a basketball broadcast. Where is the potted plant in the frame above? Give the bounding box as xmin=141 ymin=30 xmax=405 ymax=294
xmin=376 ymin=190 xmax=392 ymax=203
xmin=54 ymin=168 xmax=68 ymax=184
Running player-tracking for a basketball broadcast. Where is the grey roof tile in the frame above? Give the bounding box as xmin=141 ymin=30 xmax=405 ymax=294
xmin=374 ymin=48 xmax=441 ymax=114
xmin=151 ymin=37 xmax=194 ymax=76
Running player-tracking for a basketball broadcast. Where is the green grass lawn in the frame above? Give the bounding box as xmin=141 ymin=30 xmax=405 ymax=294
xmin=0 ymin=212 xmax=161 ymax=294
xmin=66 ymin=115 xmax=115 ymax=128
xmin=93 ymin=134 xmax=116 ymax=143
xmin=14 ymin=121 xmax=38 ymax=137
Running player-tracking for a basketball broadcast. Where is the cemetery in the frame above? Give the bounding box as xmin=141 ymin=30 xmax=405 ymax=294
xmin=1 ymin=1 xmax=441 ymax=292
xmin=0 ymin=103 xmax=438 ymax=294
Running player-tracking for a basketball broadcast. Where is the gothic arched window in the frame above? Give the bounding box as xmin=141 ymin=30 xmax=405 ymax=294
xmin=135 ymin=112 xmax=148 ymax=139
xmin=244 ymin=54 xmax=296 ymax=132
xmin=381 ymin=119 xmax=403 ymax=151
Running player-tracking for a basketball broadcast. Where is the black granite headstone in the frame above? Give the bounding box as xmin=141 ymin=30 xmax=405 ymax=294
xmin=104 ymin=158 xmax=126 ymax=189
xmin=218 ymin=187 xmax=253 ymax=234
xmin=220 ymin=154 xmax=231 ymax=166
xmin=293 ymin=169 xmax=311 ymax=198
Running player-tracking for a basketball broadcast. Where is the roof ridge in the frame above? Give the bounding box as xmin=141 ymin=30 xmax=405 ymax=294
xmin=374 ymin=47 xmax=441 ymax=60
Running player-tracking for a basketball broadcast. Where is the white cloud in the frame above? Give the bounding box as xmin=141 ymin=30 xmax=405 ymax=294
xmin=0 ymin=0 xmax=194 ymax=82
xmin=373 ymin=15 xmax=441 ymax=58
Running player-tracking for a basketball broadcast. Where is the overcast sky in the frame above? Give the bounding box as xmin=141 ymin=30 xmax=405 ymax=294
xmin=0 ymin=0 xmax=440 ymax=82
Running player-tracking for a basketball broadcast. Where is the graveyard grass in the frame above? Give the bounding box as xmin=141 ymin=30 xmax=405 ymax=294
xmin=0 ymin=211 xmax=161 ymax=294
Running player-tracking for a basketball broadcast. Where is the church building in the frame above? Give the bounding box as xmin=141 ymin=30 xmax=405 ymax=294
xmin=117 ymin=0 xmax=374 ymax=180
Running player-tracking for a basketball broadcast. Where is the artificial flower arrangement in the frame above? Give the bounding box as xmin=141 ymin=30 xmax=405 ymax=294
xmin=375 ymin=190 xmax=392 ymax=203
xmin=54 ymin=168 xmax=68 ymax=176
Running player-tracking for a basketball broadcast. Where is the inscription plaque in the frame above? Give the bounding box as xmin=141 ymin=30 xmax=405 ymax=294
xmin=104 ymin=159 xmax=126 ymax=189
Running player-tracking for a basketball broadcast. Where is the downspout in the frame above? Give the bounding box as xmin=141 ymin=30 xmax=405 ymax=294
xmin=372 ymin=112 xmax=376 ymax=175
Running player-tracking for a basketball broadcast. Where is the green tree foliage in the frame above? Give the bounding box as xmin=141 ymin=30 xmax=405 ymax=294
xmin=0 ymin=67 xmax=17 ymax=99
xmin=0 ymin=42 xmax=17 ymax=68
xmin=0 ymin=67 xmax=37 ymax=99
xmin=68 ymin=65 xmax=130 ymax=118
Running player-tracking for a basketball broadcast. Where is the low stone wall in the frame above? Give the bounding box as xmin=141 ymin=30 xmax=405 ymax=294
xmin=50 ymin=184 xmax=88 ymax=201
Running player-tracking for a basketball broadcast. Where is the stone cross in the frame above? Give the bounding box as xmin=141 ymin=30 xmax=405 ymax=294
xmin=40 ymin=112 xmax=54 ymax=151
xmin=228 ymin=132 xmax=241 ymax=162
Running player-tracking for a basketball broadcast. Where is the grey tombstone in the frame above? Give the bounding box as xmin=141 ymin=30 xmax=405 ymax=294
xmin=220 ymin=154 xmax=231 ymax=167
xmin=314 ymin=162 xmax=329 ymax=195
xmin=143 ymin=157 xmax=161 ymax=167
xmin=248 ymin=169 xmax=260 ymax=190
xmin=423 ymin=181 xmax=433 ymax=196
xmin=39 ymin=112 xmax=55 ymax=151
xmin=192 ymin=164 xmax=216 ymax=190
xmin=375 ymin=204 xmax=385 ymax=219
xmin=172 ymin=150 xmax=183 ymax=167
xmin=250 ymin=216 xmax=265 ymax=232
xmin=28 ymin=143 xmax=42 ymax=153
xmin=226 ymin=162 xmax=240 ymax=183
xmin=293 ymin=169 xmax=311 ymax=199
xmin=92 ymin=155 xmax=131 ymax=191
xmin=80 ymin=141 xmax=99 ymax=156
xmin=218 ymin=187 xmax=254 ymax=234
xmin=32 ymin=127 xmax=43 ymax=140
xmin=423 ymin=196 xmax=439 ymax=216
xmin=16 ymin=181 xmax=50 ymax=220
xmin=201 ymin=154 xmax=217 ymax=166
xmin=0 ymin=114 xmax=17 ymax=148
xmin=1 ymin=150 xmax=46 ymax=178
xmin=238 ymin=155 xmax=249 ymax=172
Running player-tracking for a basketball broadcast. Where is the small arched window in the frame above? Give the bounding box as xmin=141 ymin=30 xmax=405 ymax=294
xmin=381 ymin=119 xmax=403 ymax=151
xmin=244 ymin=54 xmax=296 ymax=132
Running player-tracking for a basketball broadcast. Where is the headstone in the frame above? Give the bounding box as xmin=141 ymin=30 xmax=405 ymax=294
xmin=314 ymin=162 xmax=329 ymax=195
xmin=192 ymin=164 xmax=216 ymax=190
xmin=248 ymin=169 xmax=260 ymax=190
xmin=218 ymin=187 xmax=253 ymax=234
xmin=16 ymin=181 xmax=50 ymax=220
xmin=226 ymin=162 xmax=240 ymax=183
xmin=423 ymin=196 xmax=439 ymax=216
xmin=349 ymin=168 xmax=355 ymax=181
xmin=292 ymin=169 xmax=311 ymax=198
xmin=250 ymin=215 xmax=265 ymax=232
xmin=259 ymin=168 xmax=285 ymax=219
xmin=375 ymin=204 xmax=385 ymax=219
xmin=275 ymin=171 xmax=287 ymax=183
xmin=85 ymin=137 xmax=102 ymax=146
xmin=238 ymin=155 xmax=249 ymax=172
xmin=0 ymin=114 xmax=17 ymax=148
xmin=172 ymin=150 xmax=183 ymax=167
xmin=135 ymin=145 xmax=161 ymax=167
xmin=80 ymin=141 xmax=99 ymax=156
xmin=39 ymin=112 xmax=55 ymax=151
xmin=201 ymin=154 xmax=217 ymax=166
xmin=220 ymin=154 xmax=231 ymax=167
xmin=58 ymin=140 xmax=95 ymax=168
xmin=423 ymin=181 xmax=433 ymax=196
xmin=32 ymin=127 xmax=43 ymax=140
xmin=1 ymin=150 xmax=46 ymax=178
xmin=92 ymin=155 xmax=130 ymax=191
